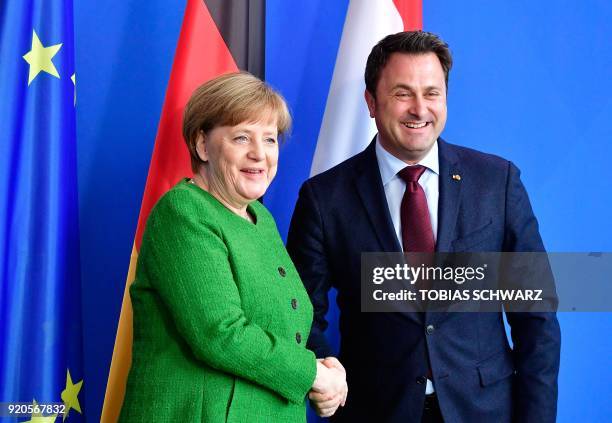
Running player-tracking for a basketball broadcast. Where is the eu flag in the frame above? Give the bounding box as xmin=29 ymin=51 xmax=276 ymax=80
xmin=0 ymin=0 xmax=84 ymax=421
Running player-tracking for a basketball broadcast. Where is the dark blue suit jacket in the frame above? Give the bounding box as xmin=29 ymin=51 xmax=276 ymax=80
xmin=287 ymin=139 xmax=560 ymax=423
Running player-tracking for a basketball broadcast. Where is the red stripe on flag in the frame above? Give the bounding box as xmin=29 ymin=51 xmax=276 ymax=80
xmin=101 ymin=2 xmax=240 ymax=420
xmin=392 ymin=0 xmax=423 ymax=30
xmin=134 ymin=0 xmax=238 ymax=250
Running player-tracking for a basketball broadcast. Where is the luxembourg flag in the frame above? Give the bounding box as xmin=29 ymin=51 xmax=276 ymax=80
xmin=310 ymin=0 xmax=421 ymax=177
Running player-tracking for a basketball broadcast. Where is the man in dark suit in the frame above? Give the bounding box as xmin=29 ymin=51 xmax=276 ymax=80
xmin=287 ymin=31 xmax=560 ymax=422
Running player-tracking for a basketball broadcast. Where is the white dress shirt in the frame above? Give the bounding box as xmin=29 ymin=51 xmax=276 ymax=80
xmin=375 ymin=136 xmax=439 ymax=394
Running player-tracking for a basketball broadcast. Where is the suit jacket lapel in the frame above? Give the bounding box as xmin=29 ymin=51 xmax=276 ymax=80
xmin=354 ymin=141 xmax=402 ymax=253
xmin=428 ymin=139 xmax=462 ymax=325
xmin=354 ymin=140 xmax=421 ymax=325
xmin=436 ymin=139 xmax=462 ymax=253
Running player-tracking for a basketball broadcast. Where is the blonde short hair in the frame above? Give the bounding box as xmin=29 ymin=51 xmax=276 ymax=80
xmin=183 ymin=72 xmax=292 ymax=172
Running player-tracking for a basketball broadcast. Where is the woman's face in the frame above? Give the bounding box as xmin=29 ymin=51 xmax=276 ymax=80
xmin=196 ymin=119 xmax=279 ymax=208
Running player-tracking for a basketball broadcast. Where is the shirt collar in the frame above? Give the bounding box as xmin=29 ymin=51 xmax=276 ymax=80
xmin=375 ymin=135 xmax=440 ymax=186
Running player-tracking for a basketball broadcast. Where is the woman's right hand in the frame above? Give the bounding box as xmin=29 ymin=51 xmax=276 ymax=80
xmin=309 ymin=359 xmax=348 ymax=417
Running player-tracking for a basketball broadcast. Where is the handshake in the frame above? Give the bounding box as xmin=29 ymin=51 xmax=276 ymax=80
xmin=309 ymin=357 xmax=348 ymax=417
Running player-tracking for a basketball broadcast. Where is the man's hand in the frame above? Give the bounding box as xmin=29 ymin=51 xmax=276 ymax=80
xmin=309 ymin=357 xmax=348 ymax=417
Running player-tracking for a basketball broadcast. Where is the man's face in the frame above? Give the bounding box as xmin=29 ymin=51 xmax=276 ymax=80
xmin=365 ymin=52 xmax=447 ymax=164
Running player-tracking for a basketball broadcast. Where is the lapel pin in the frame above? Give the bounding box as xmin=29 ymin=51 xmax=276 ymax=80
xmin=452 ymin=174 xmax=461 ymax=181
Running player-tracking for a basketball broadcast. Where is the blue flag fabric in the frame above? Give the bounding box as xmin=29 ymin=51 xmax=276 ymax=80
xmin=0 ymin=0 xmax=84 ymax=421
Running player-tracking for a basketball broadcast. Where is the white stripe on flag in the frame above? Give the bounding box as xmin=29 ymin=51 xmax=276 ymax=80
xmin=310 ymin=0 xmax=404 ymax=177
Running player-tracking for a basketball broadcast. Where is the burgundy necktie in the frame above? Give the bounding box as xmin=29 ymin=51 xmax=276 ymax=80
xmin=398 ymin=165 xmax=435 ymax=253
xmin=398 ymin=165 xmax=436 ymax=382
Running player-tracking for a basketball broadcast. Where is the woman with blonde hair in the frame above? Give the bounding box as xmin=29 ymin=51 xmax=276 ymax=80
xmin=119 ymin=72 xmax=347 ymax=422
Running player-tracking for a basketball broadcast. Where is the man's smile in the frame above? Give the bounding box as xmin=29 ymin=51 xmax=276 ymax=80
xmin=401 ymin=121 xmax=430 ymax=129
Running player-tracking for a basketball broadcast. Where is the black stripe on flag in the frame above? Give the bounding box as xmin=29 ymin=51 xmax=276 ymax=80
xmin=204 ymin=0 xmax=265 ymax=78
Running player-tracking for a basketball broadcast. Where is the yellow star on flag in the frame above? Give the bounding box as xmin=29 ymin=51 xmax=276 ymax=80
xmin=60 ymin=369 xmax=83 ymax=420
xmin=22 ymin=30 xmax=62 ymax=85
xmin=23 ymin=399 xmax=58 ymax=423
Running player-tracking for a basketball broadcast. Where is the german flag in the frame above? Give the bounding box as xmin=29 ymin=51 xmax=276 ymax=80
xmin=101 ymin=1 xmax=265 ymax=421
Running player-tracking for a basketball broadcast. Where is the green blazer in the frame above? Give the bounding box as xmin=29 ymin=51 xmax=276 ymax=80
xmin=119 ymin=179 xmax=316 ymax=422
